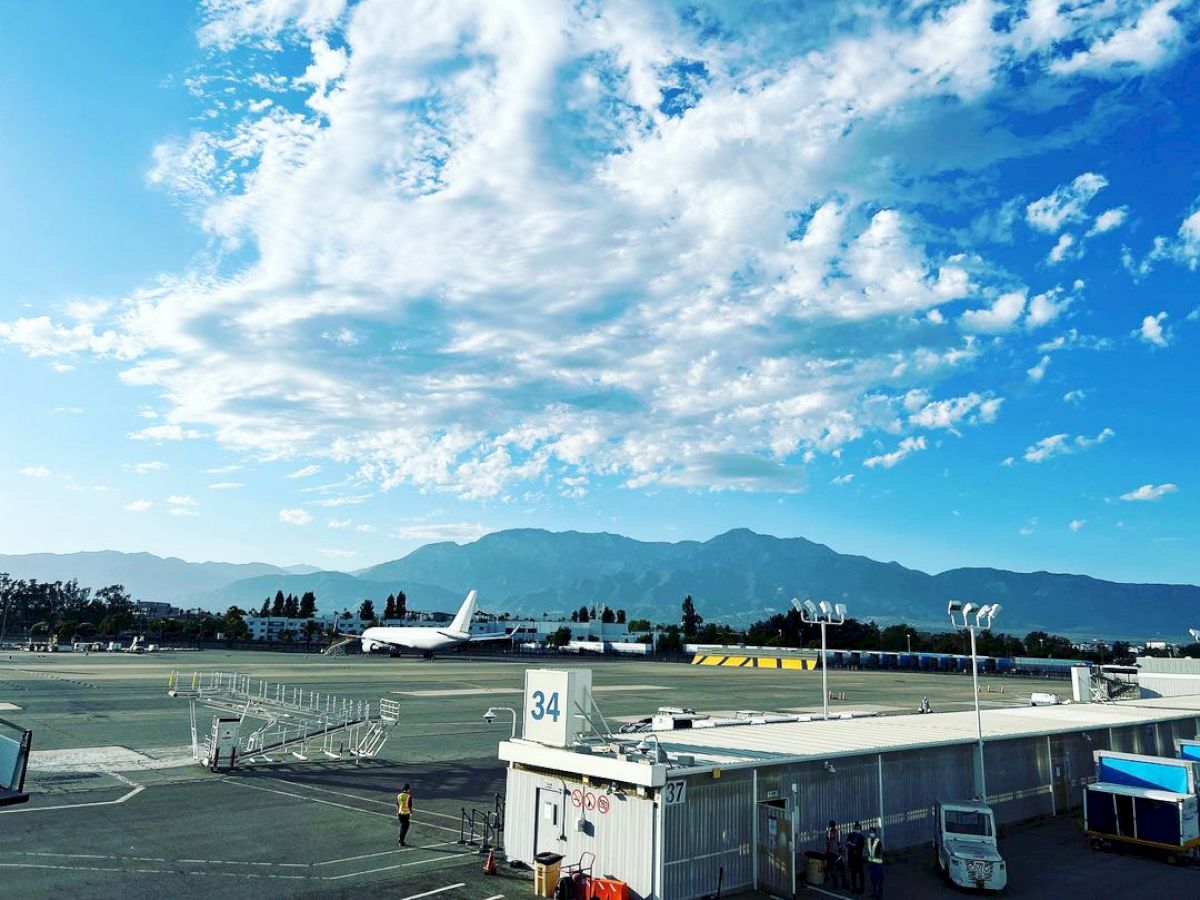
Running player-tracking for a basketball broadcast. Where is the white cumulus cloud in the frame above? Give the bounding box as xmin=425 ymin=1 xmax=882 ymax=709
xmin=864 ymin=436 xmax=927 ymax=469
xmin=1138 ymin=311 xmax=1169 ymax=347
xmin=124 ymin=499 xmax=153 ymax=512
xmin=19 ymin=466 xmax=52 ymax=478
xmin=1120 ymin=483 xmax=1178 ymax=502
xmin=279 ymin=507 xmax=314 ymax=525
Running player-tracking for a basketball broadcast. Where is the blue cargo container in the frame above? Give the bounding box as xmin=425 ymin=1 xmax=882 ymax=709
xmin=1177 ymin=739 xmax=1200 ymax=763
xmin=1085 ymin=783 xmax=1200 ymax=859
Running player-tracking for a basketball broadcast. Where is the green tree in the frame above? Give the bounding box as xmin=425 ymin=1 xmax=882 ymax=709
xmin=271 ymin=590 xmax=285 ymax=617
xmin=222 ymin=606 xmax=250 ymax=641
xmin=278 ymin=629 xmax=294 ymax=643
xmin=601 ymin=606 xmax=616 ymax=624
xmin=359 ymin=599 xmax=376 ymax=621
xmin=616 ymin=609 xmax=626 ymax=624
xmin=299 ymin=591 xmax=316 ymax=619
xmin=656 ymin=625 xmax=684 ymax=654
xmin=258 ymin=597 xmax=270 ymax=617
xmin=681 ymin=595 xmax=702 ymax=639
xmin=577 ymin=606 xmax=590 ymax=623
xmin=284 ymin=594 xmax=299 ymax=618
xmin=384 ymin=594 xmax=396 ymax=619
xmin=627 ymin=618 xmax=651 ymax=632
xmin=549 ymin=626 xmax=572 ymax=648
xmin=395 ymin=591 xmax=407 ymax=619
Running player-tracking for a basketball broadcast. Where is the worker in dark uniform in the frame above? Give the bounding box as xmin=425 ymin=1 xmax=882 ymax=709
xmin=846 ymin=820 xmax=866 ymax=894
xmin=397 ymin=783 xmax=413 ymax=846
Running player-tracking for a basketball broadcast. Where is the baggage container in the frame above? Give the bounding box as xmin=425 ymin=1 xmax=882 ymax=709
xmin=1085 ymin=782 xmax=1200 ymax=862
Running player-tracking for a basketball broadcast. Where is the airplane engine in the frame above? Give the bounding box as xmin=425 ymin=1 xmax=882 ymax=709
xmin=361 ymin=639 xmax=379 ymax=653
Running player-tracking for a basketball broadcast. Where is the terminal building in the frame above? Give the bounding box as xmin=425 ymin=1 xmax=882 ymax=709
xmin=499 ymin=668 xmax=1200 ymax=900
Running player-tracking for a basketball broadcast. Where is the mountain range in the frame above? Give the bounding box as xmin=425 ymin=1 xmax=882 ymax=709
xmin=2 ymin=529 xmax=1196 ymax=638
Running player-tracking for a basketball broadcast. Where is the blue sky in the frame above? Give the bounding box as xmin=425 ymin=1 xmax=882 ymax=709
xmin=1 ymin=0 xmax=1197 ymax=583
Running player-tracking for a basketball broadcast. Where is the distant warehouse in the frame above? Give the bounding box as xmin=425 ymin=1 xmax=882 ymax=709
xmin=500 ymin=670 xmax=1200 ymax=900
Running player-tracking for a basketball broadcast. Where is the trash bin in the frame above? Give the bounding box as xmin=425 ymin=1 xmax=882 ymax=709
xmin=804 ymin=851 xmax=826 ymax=885
xmin=534 ymin=852 xmax=564 ymax=897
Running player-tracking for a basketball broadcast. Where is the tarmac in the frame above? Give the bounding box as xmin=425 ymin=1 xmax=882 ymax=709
xmin=0 ymin=649 xmax=1139 ymax=899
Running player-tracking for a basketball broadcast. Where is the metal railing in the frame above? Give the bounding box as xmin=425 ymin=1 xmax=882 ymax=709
xmin=167 ymin=671 xmax=399 ymax=768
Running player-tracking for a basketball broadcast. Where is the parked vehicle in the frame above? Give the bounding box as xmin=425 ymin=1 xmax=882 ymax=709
xmin=933 ymin=800 xmax=1008 ymax=891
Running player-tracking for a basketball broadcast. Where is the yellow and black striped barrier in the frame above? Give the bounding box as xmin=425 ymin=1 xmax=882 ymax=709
xmin=690 ymin=653 xmax=817 ymax=670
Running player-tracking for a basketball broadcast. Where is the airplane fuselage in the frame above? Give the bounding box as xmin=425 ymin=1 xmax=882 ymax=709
xmin=359 ymin=625 xmax=469 ymax=654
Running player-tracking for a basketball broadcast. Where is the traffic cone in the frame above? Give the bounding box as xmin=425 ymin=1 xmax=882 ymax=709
xmin=484 ymin=849 xmax=497 ymax=875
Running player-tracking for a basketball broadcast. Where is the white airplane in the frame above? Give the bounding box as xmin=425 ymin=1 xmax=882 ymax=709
xmin=358 ymin=590 xmax=486 ymax=658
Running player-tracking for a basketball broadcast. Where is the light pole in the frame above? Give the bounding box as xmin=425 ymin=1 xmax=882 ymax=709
xmin=907 ymin=632 xmax=912 ymax=654
xmin=947 ymin=600 xmax=1001 ymax=800
xmin=484 ymin=706 xmax=518 ymax=739
xmin=792 ymin=598 xmax=847 ymax=721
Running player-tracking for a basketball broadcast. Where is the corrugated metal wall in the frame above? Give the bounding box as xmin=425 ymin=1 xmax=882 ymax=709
xmin=662 ymin=771 xmax=754 ymax=900
xmin=503 ymin=767 xmax=657 ymax=899
xmin=881 ymin=745 xmax=975 ymax=849
xmin=1139 ymin=673 xmax=1200 ymax=698
xmin=985 ymin=736 xmax=1053 ymax=823
xmin=1137 ymin=658 xmax=1200 ymax=675
xmin=761 ymin=756 xmax=882 ymax=853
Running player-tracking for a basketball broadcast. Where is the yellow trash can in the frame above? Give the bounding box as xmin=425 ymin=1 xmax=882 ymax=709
xmin=534 ymin=852 xmax=564 ymax=897
xmin=804 ymin=851 xmax=826 ymax=885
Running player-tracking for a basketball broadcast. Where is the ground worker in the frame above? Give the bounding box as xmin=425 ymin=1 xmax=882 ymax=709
xmin=396 ymin=783 xmax=413 ymax=846
xmin=824 ymin=819 xmax=846 ymax=889
xmin=866 ymin=826 xmax=885 ymax=899
xmin=846 ymin=820 xmax=866 ymax=894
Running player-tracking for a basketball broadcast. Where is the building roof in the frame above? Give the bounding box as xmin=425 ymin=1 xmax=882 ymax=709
xmin=644 ymin=698 xmax=1200 ymax=770
xmin=500 ymin=695 xmax=1200 ymax=784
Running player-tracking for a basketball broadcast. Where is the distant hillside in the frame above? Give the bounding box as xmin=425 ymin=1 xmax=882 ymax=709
xmin=0 ymin=550 xmax=293 ymax=604
xmin=4 ymin=531 xmax=1197 ymax=637
xmin=211 ymin=528 xmax=1200 ymax=636
xmin=184 ymin=573 xmax=461 ymax=615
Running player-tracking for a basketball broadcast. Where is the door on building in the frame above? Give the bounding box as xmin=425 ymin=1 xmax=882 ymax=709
xmin=1050 ymin=736 xmax=1072 ymax=812
xmin=757 ymin=799 xmax=793 ymax=896
xmin=534 ymin=787 xmax=564 ymax=856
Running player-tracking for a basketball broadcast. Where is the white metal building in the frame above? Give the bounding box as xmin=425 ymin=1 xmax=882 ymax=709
xmin=1137 ymin=656 xmax=1200 ymax=699
xmin=500 ymin=670 xmax=1200 ymax=900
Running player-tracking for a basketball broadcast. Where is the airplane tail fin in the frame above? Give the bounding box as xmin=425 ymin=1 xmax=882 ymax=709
xmin=449 ymin=590 xmax=478 ymax=635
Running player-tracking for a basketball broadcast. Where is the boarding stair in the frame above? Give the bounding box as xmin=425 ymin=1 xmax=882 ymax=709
xmin=1092 ymin=669 xmax=1140 ymax=703
xmin=323 ymin=637 xmax=358 ymax=656
xmin=168 ymin=671 xmax=400 ymax=769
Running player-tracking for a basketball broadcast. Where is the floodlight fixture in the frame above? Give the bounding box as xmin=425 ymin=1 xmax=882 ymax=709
xmin=804 ymin=599 xmax=819 ymax=618
xmin=834 ymin=603 xmax=848 ymax=619
xmin=819 ymin=600 xmax=834 ymax=617
xmin=941 ymin=597 xmax=1001 ymax=800
xmin=1189 ymin=629 xmax=1200 ymax=643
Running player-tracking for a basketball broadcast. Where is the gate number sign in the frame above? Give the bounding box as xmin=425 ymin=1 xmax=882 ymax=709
xmin=663 ymin=781 xmax=687 ymax=805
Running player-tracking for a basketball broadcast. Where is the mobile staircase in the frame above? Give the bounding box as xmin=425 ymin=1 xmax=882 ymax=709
xmin=168 ymin=671 xmax=400 ymax=770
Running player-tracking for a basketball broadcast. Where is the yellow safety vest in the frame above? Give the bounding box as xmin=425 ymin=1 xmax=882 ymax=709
xmin=866 ymin=836 xmax=883 ymax=864
xmin=397 ymin=791 xmax=412 ymax=815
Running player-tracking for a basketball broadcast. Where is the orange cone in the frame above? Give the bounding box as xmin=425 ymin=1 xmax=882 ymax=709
xmin=484 ymin=849 xmax=497 ymax=875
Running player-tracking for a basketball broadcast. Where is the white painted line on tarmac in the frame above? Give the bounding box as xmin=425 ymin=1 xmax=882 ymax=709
xmin=226 ymin=779 xmax=393 ymax=819
xmin=397 ymin=883 xmax=467 ymax=900
xmin=802 ymin=884 xmax=848 ymax=898
xmin=0 ymin=783 xmax=144 ymax=815
xmin=327 ymin=851 xmax=479 ymax=881
xmin=261 ymin=777 xmax=465 ymax=823
xmin=312 ymin=841 xmax=459 ymax=867
xmin=482 ymin=894 xmax=505 ymax=899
